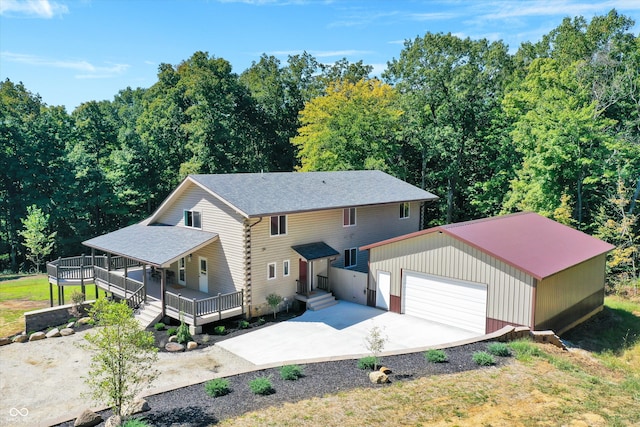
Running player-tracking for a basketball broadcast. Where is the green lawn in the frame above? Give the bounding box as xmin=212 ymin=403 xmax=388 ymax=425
xmin=0 ymin=274 xmax=53 ymax=337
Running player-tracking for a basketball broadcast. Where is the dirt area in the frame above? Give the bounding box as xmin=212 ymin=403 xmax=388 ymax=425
xmin=0 ymin=299 xmax=49 ymax=337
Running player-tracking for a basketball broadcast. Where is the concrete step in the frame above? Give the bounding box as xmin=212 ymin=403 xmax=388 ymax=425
xmin=135 ymin=301 xmax=163 ymax=329
xmin=308 ymin=298 xmax=338 ymax=311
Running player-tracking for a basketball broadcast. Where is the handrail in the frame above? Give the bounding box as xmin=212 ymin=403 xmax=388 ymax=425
xmin=317 ymin=274 xmax=330 ymax=292
xmin=165 ymin=290 xmax=244 ymax=320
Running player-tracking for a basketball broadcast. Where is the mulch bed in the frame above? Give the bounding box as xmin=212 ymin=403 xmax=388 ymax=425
xmin=55 ymin=311 xmax=511 ymax=426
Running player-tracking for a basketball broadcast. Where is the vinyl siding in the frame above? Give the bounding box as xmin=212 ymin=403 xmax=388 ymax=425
xmin=535 ymin=254 xmax=606 ymax=329
xmin=368 ymin=232 xmax=535 ymax=328
xmin=155 ymin=183 xmax=246 ymax=296
xmin=249 ymin=202 xmax=422 ymax=313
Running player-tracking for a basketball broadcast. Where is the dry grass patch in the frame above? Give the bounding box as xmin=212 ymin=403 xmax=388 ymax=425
xmin=0 ymin=275 xmax=52 ymax=336
xmin=219 ymin=343 xmax=638 ymax=427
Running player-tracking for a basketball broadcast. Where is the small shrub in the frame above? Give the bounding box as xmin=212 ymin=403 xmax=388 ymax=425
xmin=125 ymin=418 xmax=153 ymax=427
xmin=238 ymin=320 xmax=250 ymax=329
xmin=508 ymin=339 xmax=545 ymax=362
xmin=122 ymin=419 xmax=152 ymax=427
xmin=167 ymin=327 xmax=177 ymax=336
xmin=213 ymin=325 xmax=226 ymax=335
xmin=204 ymin=378 xmax=231 ymax=397
xmin=280 ymin=364 xmax=304 ymax=381
xmin=249 ymin=376 xmax=274 ymax=395
xmin=487 ymin=342 xmax=512 ymax=357
xmin=473 ymin=351 xmax=496 ymax=366
xmin=357 ymin=356 xmax=378 ymax=370
xmin=154 ymin=322 xmax=166 ymax=331
xmin=266 ymin=293 xmax=283 ymax=318
xmin=176 ymin=321 xmax=192 ymax=344
xmin=67 ymin=317 xmax=77 ymax=323
xmin=424 ymin=349 xmax=448 ymax=363
xmin=257 ymin=317 xmax=266 ymax=326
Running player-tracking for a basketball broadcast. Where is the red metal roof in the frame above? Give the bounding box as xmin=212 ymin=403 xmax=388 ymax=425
xmin=362 ymin=212 xmax=615 ymax=280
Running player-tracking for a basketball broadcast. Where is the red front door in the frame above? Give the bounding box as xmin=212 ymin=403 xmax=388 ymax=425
xmin=299 ymin=259 xmax=308 ymax=293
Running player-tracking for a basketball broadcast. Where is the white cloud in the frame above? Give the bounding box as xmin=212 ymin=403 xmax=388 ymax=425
xmin=268 ymin=49 xmax=372 ymax=58
xmin=408 ymin=12 xmax=457 ymax=21
xmin=0 ymin=0 xmax=68 ymax=18
xmin=478 ymin=0 xmax=640 ymax=20
xmin=1 ymin=51 xmax=129 ymax=78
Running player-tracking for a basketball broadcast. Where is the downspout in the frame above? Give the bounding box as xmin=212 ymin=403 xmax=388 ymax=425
xmin=246 ymin=217 xmax=263 ymax=318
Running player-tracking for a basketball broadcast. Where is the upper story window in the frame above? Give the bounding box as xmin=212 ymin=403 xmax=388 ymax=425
xmin=343 ymin=207 xmax=356 ymax=227
xmin=400 ymin=202 xmax=410 ymax=219
xmin=270 ymin=215 xmax=287 ymax=236
xmin=344 ymin=248 xmax=357 ymax=268
xmin=184 ymin=210 xmax=201 ymax=228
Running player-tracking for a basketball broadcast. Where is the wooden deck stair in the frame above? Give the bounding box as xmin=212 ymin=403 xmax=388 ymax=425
xmin=135 ymin=300 xmax=163 ymax=329
xmin=306 ymin=292 xmax=338 ymax=311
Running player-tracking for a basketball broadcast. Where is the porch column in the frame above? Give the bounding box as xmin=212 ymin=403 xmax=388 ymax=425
xmin=142 ymin=265 xmax=147 ymax=303
xmin=80 ymin=253 xmax=86 ymax=298
xmin=124 ymin=262 xmax=128 ymax=301
xmin=160 ymin=268 xmax=166 ymax=317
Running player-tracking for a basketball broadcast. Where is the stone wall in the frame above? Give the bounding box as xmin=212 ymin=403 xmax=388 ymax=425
xmin=24 ymin=301 xmax=94 ymax=333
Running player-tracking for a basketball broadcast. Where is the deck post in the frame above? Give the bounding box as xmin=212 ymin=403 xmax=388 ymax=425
xmin=49 ymin=282 xmax=53 ymax=308
xmin=80 ymin=253 xmax=85 ymax=298
xmin=142 ymin=265 xmax=147 ymax=303
xmin=124 ymin=262 xmax=128 ymax=301
xmin=160 ymin=269 xmax=166 ymax=318
xmin=218 ymin=293 xmax=222 ymax=320
xmin=192 ymin=298 xmax=197 ymax=327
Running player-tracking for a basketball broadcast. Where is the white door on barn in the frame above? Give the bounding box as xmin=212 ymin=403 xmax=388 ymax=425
xmin=376 ymin=271 xmax=391 ymax=310
xmin=402 ymin=271 xmax=487 ymax=334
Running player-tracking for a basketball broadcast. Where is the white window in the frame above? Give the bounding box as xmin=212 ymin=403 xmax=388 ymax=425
xmin=283 ymin=260 xmax=290 ymax=277
xmin=184 ymin=210 xmax=201 ymax=228
xmin=343 ymin=207 xmax=356 ymax=227
xmin=267 ymin=262 xmax=276 ymax=280
xmin=344 ymin=248 xmax=357 ymax=268
xmin=400 ymin=202 xmax=410 ymax=219
xmin=270 ymin=215 xmax=287 ymax=236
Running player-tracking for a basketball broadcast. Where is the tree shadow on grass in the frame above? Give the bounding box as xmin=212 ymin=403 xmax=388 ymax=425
xmin=562 ymin=306 xmax=640 ymax=354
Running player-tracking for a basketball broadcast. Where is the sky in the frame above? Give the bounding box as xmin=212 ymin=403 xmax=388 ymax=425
xmin=1 ymin=0 xmax=638 ymax=112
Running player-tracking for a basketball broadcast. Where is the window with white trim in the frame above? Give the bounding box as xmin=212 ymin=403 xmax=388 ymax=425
xmin=178 ymin=257 xmax=186 ymax=284
xmin=283 ymin=260 xmax=290 ymax=277
xmin=184 ymin=210 xmax=201 ymax=228
xmin=343 ymin=207 xmax=356 ymax=227
xmin=400 ymin=202 xmax=410 ymax=219
xmin=344 ymin=248 xmax=357 ymax=268
xmin=267 ymin=262 xmax=276 ymax=280
xmin=270 ymin=215 xmax=287 ymax=236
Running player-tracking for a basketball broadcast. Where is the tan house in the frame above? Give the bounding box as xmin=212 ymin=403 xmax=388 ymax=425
xmin=361 ymin=212 xmax=615 ymax=335
xmin=48 ymin=170 xmax=437 ymax=332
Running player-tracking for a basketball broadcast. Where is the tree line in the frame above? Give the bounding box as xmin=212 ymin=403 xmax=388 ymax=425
xmin=1 ymin=10 xmax=638 ymax=288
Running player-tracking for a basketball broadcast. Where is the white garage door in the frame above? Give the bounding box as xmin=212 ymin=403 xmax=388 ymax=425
xmin=402 ymin=271 xmax=487 ymax=334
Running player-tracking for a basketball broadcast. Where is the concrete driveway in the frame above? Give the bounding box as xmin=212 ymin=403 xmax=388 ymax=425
xmin=217 ymin=301 xmax=480 ymax=365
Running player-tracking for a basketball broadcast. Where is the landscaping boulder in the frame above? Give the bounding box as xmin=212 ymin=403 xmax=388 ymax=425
xmin=60 ymin=328 xmax=75 ymax=336
xmin=29 ymin=332 xmax=46 ymax=341
xmin=165 ymin=342 xmax=185 ymax=352
xmin=187 ymin=341 xmax=198 ymax=350
xmin=67 ymin=321 xmax=76 ymax=329
xmin=379 ymin=366 xmax=392 ymax=374
xmin=0 ymin=337 xmax=10 ymax=346
xmin=369 ymin=371 xmax=389 ymax=384
xmin=74 ymin=409 xmax=102 ymax=427
xmin=12 ymin=334 xmax=28 ymax=343
xmin=77 ymin=317 xmax=92 ymax=325
xmin=125 ymin=398 xmax=150 ymax=415
xmin=168 ymin=335 xmax=178 ymax=343
xmin=46 ymin=328 xmax=61 ymax=338
xmin=105 ymin=415 xmax=122 ymax=427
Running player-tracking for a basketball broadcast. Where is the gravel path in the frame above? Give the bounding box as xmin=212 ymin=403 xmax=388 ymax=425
xmin=54 ymin=341 xmax=510 ymax=427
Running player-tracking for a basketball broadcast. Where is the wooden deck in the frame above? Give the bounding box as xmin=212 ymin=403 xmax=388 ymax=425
xmin=47 ymin=256 xmax=245 ymax=326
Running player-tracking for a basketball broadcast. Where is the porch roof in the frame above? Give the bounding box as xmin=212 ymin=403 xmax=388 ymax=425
xmin=83 ymin=224 xmax=218 ymax=268
xmin=292 ymin=242 xmax=339 ymax=261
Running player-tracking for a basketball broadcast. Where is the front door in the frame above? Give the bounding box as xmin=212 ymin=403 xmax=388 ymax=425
xmin=198 ymin=256 xmax=208 ymax=293
xmin=299 ymin=259 xmax=308 ymax=294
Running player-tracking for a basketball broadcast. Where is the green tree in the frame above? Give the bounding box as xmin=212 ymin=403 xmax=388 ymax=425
xmin=293 ymin=78 xmax=402 ymax=173
xmin=18 ymin=205 xmax=56 ymax=272
xmin=83 ymin=299 xmax=158 ymax=417
xmin=384 ymin=33 xmax=513 ymax=223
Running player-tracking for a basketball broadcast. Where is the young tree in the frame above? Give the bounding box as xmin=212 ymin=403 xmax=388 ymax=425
xmin=364 ymin=325 xmax=388 ymax=370
xmin=18 ymin=205 xmax=56 ymax=272
xmin=266 ymin=293 xmax=283 ymax=319
xmin=82 ymin=299 xmax=158 ymax=417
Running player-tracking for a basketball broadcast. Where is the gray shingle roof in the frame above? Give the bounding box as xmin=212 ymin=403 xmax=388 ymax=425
xmin=189 ymin=170 xmax=438 ymax=217
xmin=291 ymin=242 xmax=340 ymax=261
xmin=83 ymin=224 xmax=218 ymax=267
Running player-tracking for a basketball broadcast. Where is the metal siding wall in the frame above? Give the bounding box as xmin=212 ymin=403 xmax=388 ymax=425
xmin=535 ymin=254 xmax=607 ymax=326
xmin=368 ymin=232 xmax=535 ymax=327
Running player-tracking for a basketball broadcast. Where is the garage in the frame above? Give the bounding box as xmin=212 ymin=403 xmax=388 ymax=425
xmin=361 ymin=212 xmax=615 ymax=335
xmin=403 ymin=271 xmax=487 ymax=334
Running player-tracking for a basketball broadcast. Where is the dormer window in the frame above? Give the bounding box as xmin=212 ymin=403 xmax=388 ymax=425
xmin=184 ymin=210 xmax=201 ymax=228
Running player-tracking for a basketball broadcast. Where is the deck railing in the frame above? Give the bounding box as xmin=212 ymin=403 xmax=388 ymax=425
xmin=165 ymin=290 xmax=244 ymax=325
xmin=47 ymin=257 xmax=95 ymax=281
xmin=317 ymin=274 xmax=329 ymax=292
